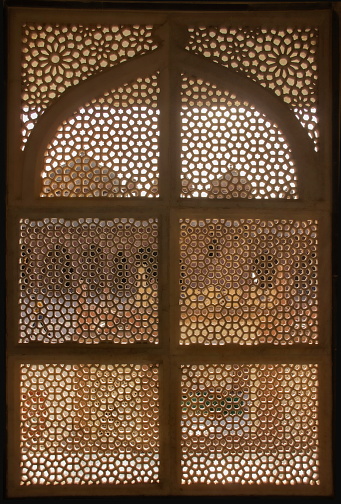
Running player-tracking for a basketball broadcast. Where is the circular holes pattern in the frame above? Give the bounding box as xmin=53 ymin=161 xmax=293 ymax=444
xmin=42 ymin=74 xmax=160 ymax=197
xmin=19 ymin=218 xmax=158 ymax=344
xmin=181 ymin=75 xmax=297 ymax=199
xmin=186 ymin=26 xmax=319 ymax=150
xmin=181 ymin=364 xmax=319 ymax=485
xmin=21 ymin=23 xmax=158 ymax=147
xmin=20 ymin=363 xmax=160 ymax=485
xmin=179 ymin=219 xmax=318 ymax=345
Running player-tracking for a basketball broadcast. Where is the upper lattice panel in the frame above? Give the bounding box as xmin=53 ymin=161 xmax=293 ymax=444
xmin=186 ymin=26 xmax=319 ymax=150
xmin=21 ymin=23 xmax=159 ymax=147
xmin=41 ymin=74 xmax=160 ymax=197
xmin=181 ymin=75 xmax=298 ymax=199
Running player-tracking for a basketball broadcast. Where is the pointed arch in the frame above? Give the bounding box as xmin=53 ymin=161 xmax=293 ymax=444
xmin=22 ymin=45 xmax=320 ymax=201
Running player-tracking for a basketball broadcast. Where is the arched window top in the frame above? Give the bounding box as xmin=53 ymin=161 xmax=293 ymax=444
xmin=20 ymin=15 xmax=321 ymax=201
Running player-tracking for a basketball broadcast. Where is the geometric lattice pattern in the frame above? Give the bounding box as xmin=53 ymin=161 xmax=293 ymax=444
xmin=181 ymin=364 xmax=319 ymax=485
xmin=186 ymin=26 xmax=319 ymax=150
xmin=179 ymin=219 xmax=318 ymax=344
xmin=181 ymin=75 xmax=298 ymax=198
xmin=20 ymin=364 xmax=160 ymax=485
xmin=19 ymin=218 xmax=158 ymax=343
xmin=41 ymin=74 xmax=160 ymax=197
xmin=21 ymin=23 xmax=158 ymax=147
xmin=9 ymin=13 xmax=327 ymax=497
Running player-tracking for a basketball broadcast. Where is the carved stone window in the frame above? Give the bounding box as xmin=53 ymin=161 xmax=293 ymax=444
xmin=6 ymin=2 xmax=334 ymax=498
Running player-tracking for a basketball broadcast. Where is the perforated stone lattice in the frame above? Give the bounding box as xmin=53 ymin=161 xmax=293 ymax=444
xmin=15 ymin=17 xmax=325 ymax=494
xmin=21 ymin=23 xmax=159 ymax=147
xmin=186 ymin=26 xmax=319 ymax=150
xmin=179 ymin=219 xmax=318 ymax=345
xmin=20 ymin=364 xmax=160 ymax=485
xmin=181 ymin=75 xmax=298 ymax=199
xmin=181 ymin=364 xmax=319 ymax=485
xmin=19 ymin=218 xmax=158 ymax=343
xmin=41 ymin=74 xmax=160 ymax=197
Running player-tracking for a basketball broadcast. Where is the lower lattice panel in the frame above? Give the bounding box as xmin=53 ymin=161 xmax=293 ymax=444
xmin=19 ymin=362 xmax=319 ymax=487
xmin=20 ymin=364 xmax=159 ymax=485
xmin=181 ymin=364 xmax=319 ymax=485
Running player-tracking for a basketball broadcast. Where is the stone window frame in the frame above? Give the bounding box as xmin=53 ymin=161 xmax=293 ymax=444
xmin=5 ymin=1 xmax=335 ymax=497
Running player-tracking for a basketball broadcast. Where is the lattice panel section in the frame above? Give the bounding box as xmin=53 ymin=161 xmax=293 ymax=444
xmin=181 ymin=75 xmax=298 ymax=199
xmin=181 ymin=364 xmax=319 ymax=485
xmin=186 ymin=26 xmax=319 ymax=150
xmin=21 ymin=23 xmax=158 ymax=147
xmin=179 ymin=219 xmax=318 ymax=345
xmin=41 ymin=74 xmax=160 ymax=197
xmin=20 ymin=363 xmax=160 ymax=485
xmin=19 ymin=218 xmax=158 ymax=343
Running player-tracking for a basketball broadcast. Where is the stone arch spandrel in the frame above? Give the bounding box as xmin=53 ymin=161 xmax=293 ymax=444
xmin=22 ymin=48 xmax=165 ymax=200
xmin=177 ymin=49 xmax=319 ymax=200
